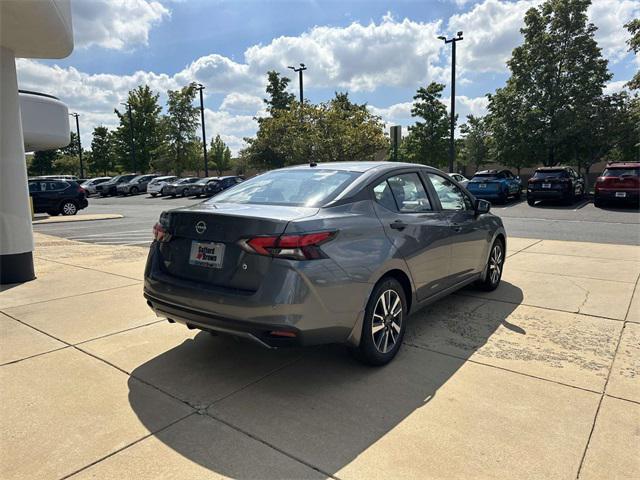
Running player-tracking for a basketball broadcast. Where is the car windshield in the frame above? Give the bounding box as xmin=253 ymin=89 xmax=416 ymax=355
xmin=602 ymin=168 xmax=640 ymax=177
xmin=208 ymin=169 xmax=360 ymax=207
xmin=196 ymin=178 xmax=214 ymax=184
xmin=471 ymin=173 xmax=502 ymax=181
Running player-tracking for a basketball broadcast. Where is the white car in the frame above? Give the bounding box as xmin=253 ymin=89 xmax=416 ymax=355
xmin=81 ymin=177 xmax=111 ymax=195
xmin=147 ymin=176 xmax=178 ymax=197
xmin=450 ymin=173 xmax=469 ymax=187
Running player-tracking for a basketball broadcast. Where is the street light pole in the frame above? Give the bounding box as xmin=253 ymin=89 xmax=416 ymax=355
xmin=438 ymin=31 xmax=463 ymax=173
xmin=195 ymin=83 xmax=208 ymax=176
xmin=120 ymin=102 xmax=136 ymax=173
xmin=69 ymin=112 xmax=84 ymax=178
xmin=287 ymin=63 xmax=307 ymax=103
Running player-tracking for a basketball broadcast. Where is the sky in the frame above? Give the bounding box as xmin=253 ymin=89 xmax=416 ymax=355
xmin=16 ymin=0 xmax=640 ymax=155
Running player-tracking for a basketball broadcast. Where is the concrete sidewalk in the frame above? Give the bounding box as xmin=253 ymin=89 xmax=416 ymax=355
xmin=1 ymin=234 xmax=638 ymax=479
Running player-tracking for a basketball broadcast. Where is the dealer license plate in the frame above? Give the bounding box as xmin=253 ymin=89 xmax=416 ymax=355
xmin=542 ymin=183 xmax=551 ymax=189
xmin=615 ymin=192 xmax=627 ymax=198
xmin=189 ymin=241 xmax=225 ymax=268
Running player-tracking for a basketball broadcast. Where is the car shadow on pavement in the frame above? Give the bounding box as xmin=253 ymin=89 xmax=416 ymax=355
xmin=128 ymin=282 xmax=524 ymax=478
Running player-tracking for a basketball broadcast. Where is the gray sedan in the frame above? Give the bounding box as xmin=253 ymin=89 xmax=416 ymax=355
xmin=144 ymin=162 xmax=506 ymax=365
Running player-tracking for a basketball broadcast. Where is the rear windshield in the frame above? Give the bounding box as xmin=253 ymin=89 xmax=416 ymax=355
xmin=471 ymin=173 xmax=503 ymax=181
xmin=209 ymin=169 xmax=360 ymax=207
xmin=533 ymin=170 xmax=569 ymax=179
xmin=602 ymin=168 xmax=640 ymax=177
xmin=176 ymin=178 xmax=199 ymax=184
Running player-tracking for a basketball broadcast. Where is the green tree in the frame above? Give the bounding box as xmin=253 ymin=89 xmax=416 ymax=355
xmin=162 ymin=83 xmax=201 ymax=175
xmin=113 ymin=85 xmax=163 ymax=173
xmin=29 ymin=150 xmax=57 ymax=176
xmin=401 ymin=82 xmax=450 ymax=167
xmin=625 ymin=19 xmax=639 ymax=90
xmin=243 ymin=91 xmax=387 ymax=169
xmin=210 ymin=134 xmax=232 ymax=175
xmin=490 ymin=0 xmax=611 ymax=167
xmin=264 ymin=70 xmax=295 ymax=114
xmin=90 ymin=126 xmax=114 ymax=175
xmin=459 ymin=115 xmax=491 ymax=172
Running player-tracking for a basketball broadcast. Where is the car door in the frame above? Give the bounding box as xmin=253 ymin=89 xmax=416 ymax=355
xmin=425 ymin=172 xmax=488 ymax=285
xmin=371 ymin=171 xmax=452 ymax=301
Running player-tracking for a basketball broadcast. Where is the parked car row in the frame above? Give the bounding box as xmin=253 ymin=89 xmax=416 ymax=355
xmin=461 ymin=162 xmax=638 ymax=208
xmin=84 ymin=174 xmax=245 ymax=199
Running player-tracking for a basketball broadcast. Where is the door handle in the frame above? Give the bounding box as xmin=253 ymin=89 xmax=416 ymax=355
xmin=390 ymin=220 xmax=407 ymax=230
xmin=451 ymin=223 xmax=462 ymax=232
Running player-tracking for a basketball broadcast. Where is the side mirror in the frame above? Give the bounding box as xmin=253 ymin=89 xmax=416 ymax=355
xmin=475 ymin=198 xmax=491 ymax=214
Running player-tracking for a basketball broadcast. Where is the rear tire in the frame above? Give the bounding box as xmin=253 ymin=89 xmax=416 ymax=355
xmin=352 ymin=277 xmax=407 ymax=366
xmin=527 ymin=197 xmax=535 ymax=206
xmin=594 ymin=197 xmax=604 ymax=208
xmin=477 ymin=238 xmax=504 ymax=291
xmin=130 ymin=186 xmax=139 ymax=195
xmin=150 ymin=193 xmax=157 ymax=197
xmin=60 ymin=201 xmax=78 ymax=216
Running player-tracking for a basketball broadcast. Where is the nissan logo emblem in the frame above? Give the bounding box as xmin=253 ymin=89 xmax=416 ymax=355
xmin=195 ymin=221 xmax=207 ymax=234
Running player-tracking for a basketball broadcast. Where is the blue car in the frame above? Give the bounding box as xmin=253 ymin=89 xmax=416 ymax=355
xmin=466 ymin=169 xmax=522 ymax=204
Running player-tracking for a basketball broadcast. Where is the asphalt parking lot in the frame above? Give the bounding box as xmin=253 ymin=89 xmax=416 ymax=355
xmin=34 ymin=193 xmax=640 ymax=246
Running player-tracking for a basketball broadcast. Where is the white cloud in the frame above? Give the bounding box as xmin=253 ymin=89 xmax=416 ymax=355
xmin=590 ymin=0 xmax=640 ymax=63
xmin=369 ymin=94 xmax=489 ymax=136
xmin=603 ymin=79 xmax=631 ymax=94
xmin=448 ymin=0 xmax=538 ymax=73
xmin=244 ymin=14 xmax=447 ymax=91
xmin=447 ymin=0 xmax=639 ymax=74
xmin=72 ymin=0 xmax=170 ymax=50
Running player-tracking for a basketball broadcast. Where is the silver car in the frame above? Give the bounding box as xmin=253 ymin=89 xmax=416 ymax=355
xmin=80 ymin=177 xmax=111 ymax=195
xmin=144 ymin=162 xmax=506 ymax=365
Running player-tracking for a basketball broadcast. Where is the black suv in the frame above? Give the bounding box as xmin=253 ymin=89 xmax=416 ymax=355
xmin=203 ymin=175 xmax=244 ymax=197
xmin=28 ymin=178 xmax=88 ymax=216
xmin=96 ymin=174 xmax=137 ymax=196
xmin=527 ymin=166 xmax=585 ymax=205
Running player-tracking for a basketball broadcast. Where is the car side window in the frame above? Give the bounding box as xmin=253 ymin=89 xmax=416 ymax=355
xmin=28 ymin=181 xmax=40 ymax=193
xmin=373 ymin=173 xmax=431 ymax=213
xmin=427 ymin=173 xmax=473 ymax=211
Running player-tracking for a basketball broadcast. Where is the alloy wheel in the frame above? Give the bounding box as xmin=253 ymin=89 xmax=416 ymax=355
xmin=371 ymin=289 xmax=403 ymax=354
xmin=489 ymin=244 xmax=503 ymax=285
xmin=62 ymin=202 xmax=77 ymax=216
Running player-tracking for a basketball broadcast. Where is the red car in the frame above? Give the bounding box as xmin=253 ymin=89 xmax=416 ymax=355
xmin=594 ymin=162 xmax=640 ymax=207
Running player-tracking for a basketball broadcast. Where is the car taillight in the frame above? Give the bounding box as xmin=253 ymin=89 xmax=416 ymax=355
xmin=153 ymin=222 xmax=170 ymax=242
xmin=240 ymin=231 xmax=337 ymax=260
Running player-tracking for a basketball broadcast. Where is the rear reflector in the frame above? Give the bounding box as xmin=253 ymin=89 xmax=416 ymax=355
xmin=241 ymin=231 xmax=336 ymax=260
xmin=269 ymin=330 xmax=297 ymax=338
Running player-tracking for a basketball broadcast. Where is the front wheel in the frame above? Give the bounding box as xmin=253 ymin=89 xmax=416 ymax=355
xmin=130 ymin=186 xmax=139 ymax=195
xmin=477 ymin=238 xmax=504 ymax=291
xmin=352 ymin=277 xmax=407 ymax=366
xmin=60 ymin=201 xmax=78 ymax=216
xmin=150 ymin=193 xmax=157 ymax=197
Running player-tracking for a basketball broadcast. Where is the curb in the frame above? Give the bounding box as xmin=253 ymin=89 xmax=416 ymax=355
xmin=33 ymin=214 xmax=123 ymax=225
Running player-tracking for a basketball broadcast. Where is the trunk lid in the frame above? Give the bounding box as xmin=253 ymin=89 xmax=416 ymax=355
xmin=158 ymin=203 xmax=319 ymax=292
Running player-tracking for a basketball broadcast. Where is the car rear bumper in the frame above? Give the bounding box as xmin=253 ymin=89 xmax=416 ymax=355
xmin=143 ymin=243 xmax=367 ymax=347
xmin=527 ymin=189 xmax=568 ymax=200
xmin=468 ymin=190 xmax=503 ymax=199
xmin=595 ymin=189 xmax=639 ymax=202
